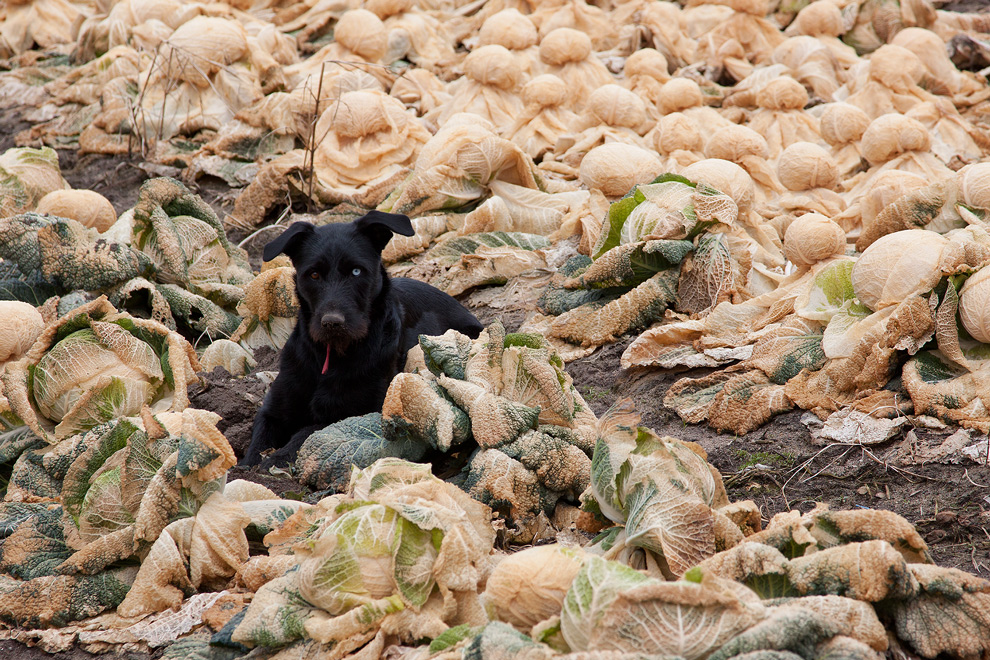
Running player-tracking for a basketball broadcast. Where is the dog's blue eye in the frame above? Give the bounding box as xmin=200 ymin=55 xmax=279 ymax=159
xmin=352 ymin=267 xmax=362 ymax=277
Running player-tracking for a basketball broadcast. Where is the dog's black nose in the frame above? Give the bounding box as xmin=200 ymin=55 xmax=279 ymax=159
xmin=321 ymin=311 xmax=346 ymax=328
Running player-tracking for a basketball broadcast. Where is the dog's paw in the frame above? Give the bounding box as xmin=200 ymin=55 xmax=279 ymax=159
xmin=258 ymin=443 xmax=304 ymax=471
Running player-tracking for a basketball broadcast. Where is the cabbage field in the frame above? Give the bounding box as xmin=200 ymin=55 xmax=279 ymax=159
xmin=2 ymin=0 xmax=990 ymax=658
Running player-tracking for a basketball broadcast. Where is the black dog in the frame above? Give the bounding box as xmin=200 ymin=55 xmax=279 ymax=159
xmin=239 ymin=211 xmax=483 ymax=467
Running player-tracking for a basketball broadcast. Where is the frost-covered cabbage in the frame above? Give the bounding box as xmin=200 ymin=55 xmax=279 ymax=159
xmin=198 ymin=339 xmax=256 ymax=376
xmin=0 ymin=212 xmax=153 ymax=295
xmin=783 ymin=213 xmax=845 ymax=267
xmin=1 ymin=297 xmax=199 ymax=442
xmin=777 ymin=143 xmax=839 ymax=192
xmin=0 ymin=147 xmax=69 ymax=218
xmin=561 ymin=555 xmax=767 ymax=657
xmin=35 ymin=190 xmax=116 ymax=233
xmin=380 ymin=117 xmax=542 ymax=217
xmin=0 ymin=406 xmax=237 ymax=627
xmin=595 ymin=174 xmax=737 ymax=257
xmin=578 ymin=143 xmax=664 ymax=197
xmin=559 ymin=555 xmax=655 ymax=651
xmin=0 ymin=301 xmax=43 ymax=363
xmin=232 ymin=459 xmax=495 ymax=649
xmin=376 ymin=323 xmax=596 ymax=522
xmin=540 ymin=173 xmax=738 ymax=349
xmin=583 ymin=402 xmax=729 ymax=577
xmin=231 ymin=263 xmax=298 ymax=352
xmin=851 ymin=229 xmax=963 ymax=311
xmin=794 ymin=258 xmax=867 ymax=323
xmin=959 ymin=266 xmax=990 ymax=344
xmin=484 ymin=544 xmax=586 ymax=632
xmin=860 ymin=115 xmax=931 ymax=165
xmin=132 ymin=178 xmax=252 ymax=307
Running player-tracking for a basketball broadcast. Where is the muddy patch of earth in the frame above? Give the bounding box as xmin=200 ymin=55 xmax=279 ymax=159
xmin=565 ymin=340 xmax=990 ymax=578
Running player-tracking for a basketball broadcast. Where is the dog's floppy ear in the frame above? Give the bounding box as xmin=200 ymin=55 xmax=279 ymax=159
xmin=354 ymin=210 xmax=415 ymax=252
xmin=263 ymin=222 xmax=315 ymax=262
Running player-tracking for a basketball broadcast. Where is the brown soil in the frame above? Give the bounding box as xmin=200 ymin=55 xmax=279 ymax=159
xmin=938 ymin=0 xmax=990 ymax=12
xmin=54 ymin=150 xmax=150 ymax=215
xmin=187 ymin=346 xmax=279 ymax=458
xmin=0 ymin=106 xmax=32 ymax=152
xmin=0 ymin=640 xmax=153 ymax=659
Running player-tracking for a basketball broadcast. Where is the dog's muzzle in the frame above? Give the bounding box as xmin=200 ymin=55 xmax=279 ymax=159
xmin=309 ymin=309 xmax=363 ymax=364
xmin=321 ymin=311 xmax=345 ymax=328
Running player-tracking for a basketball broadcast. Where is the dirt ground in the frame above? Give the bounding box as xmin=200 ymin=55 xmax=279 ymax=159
xmin=564 ymin=339 xmax=990 ymax=579
xmin=939 ymin=0 xmax=990 ymax=13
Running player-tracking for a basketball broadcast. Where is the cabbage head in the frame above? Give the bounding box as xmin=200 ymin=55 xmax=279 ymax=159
xmin=131 ymin=177 xmax=253 ymax=307
xmin=235 ymin=459 xmax=495 ymax=649
xmin=583 ymin=402 xmax=728 ymax=578
xmin=56 ymin=407 xmax=235 ymax=577
xmin=1 ymin=297 xmax=199 ymax=442
xmin=592 ymin=174 xmax=737 ymax=260
xmin=0 ymin=146 xmax=69 ymax=218
xmin=374 ymin=322 xmax=597 ymax=522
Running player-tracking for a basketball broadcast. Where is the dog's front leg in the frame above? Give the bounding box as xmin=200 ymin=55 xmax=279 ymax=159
xmin=239 ymin=406 xmax=289 ymax=466
xmin=259 ymin=424 xmax=323 ymax=470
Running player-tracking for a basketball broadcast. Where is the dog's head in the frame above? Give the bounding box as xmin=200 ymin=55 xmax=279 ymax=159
xmin=263 ymin=211 xmax=415 ymax=352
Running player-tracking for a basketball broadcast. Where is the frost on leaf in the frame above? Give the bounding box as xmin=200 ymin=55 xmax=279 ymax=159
xmin=698 ymin=542 xmax=794 ymax=600
xmin=0 ymin=213 xmax=152 ymax=293
xmin=231 ymin=265 xmax=298 ymax=352
xmin=463 ymin=621 xmax=555 ymax=660
xmin=550 ymin=268 xmax=679 ymax=347
xmin=131 ymin=177 xmax=252 ymax=305
xmin=678 ymin=232 xmax=735 ymax=315
xmin=233 ymin=459 xmax=494 ymax=651
xmin=380 ymin=122 xmax=542 ymax=217
xmin=573 ymin=239 xmax=694 ymax=289
xmin=432 ymin=245 xmax=547 ymax=297
xmin=1 ymin=297 xmax=199 ymax=443
xmin=666 ymin=370 xmax=794 ymax=435
xmin=788 ymin=541 xmax=918 ymax=602
xmin=803 ymin=506 xmax=932 ymax=565
xmin=589 ymin=572 xmax=766 ymax=659
xmin=426 ymin=232 xmax=551 ymax=266
xmin=706 ymin=606 xmax=839 ymax=660
xmin=0 ymin=147 xmax=69 ymax=218
xmin=296 ymin=413 xmax=427 ymax=492
xmin=582 ymin=405 xmax=726 ymax=578
xmin=559 ymin=555 xmax=655 ymax=652
xmin=707 ymin=371 xmax=794 ymax=435
xmin=887 ymin=564 xmax=990 ymax=660
xmin=903 ymin=351 xmax=990 ymax=434
xmin=592 ymin=174 xmax=736 ymax=259
xmin=383 ymin=373 xmax=471 ymax=452
xmin=765 ymin=596 xmax=887 ymax=652
xmin=55 ymin=407 xmax=235 ymax=579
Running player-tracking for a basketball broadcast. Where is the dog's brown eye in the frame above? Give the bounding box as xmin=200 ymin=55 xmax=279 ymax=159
xmin=309 ymin=271 xmax=320 ymax=280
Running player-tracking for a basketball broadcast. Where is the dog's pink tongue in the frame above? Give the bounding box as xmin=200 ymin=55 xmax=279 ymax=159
xmin=321 ymin=344 xmax=330 ymax=375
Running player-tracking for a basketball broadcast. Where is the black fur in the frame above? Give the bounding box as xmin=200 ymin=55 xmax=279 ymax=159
xmin=240 ymin=212 xmax=483 ymax=468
